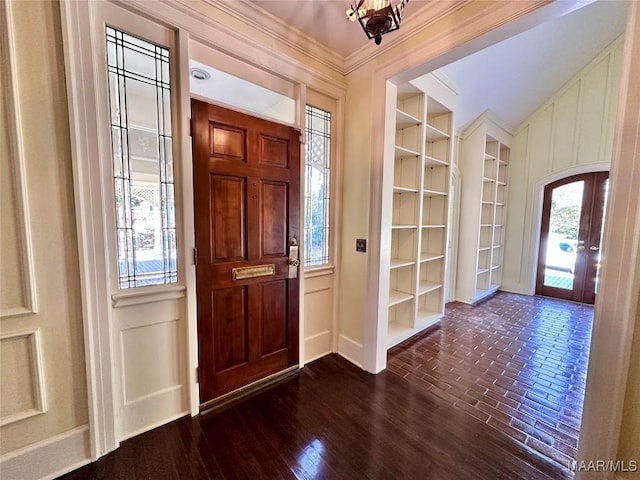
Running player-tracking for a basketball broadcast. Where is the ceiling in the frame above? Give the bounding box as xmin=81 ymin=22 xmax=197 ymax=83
xmin=245 ymin=0 xmax=435 ymax=58
xmin=245 ymin=0 xmax=628 ymax=130
xmin=437 ymin=0 xmax=629 ymax=129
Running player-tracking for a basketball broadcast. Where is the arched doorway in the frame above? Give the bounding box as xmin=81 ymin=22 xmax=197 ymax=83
xmin=535 ymin=171 xmax=609 ymax=304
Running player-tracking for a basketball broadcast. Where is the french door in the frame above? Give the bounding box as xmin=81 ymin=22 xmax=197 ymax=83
xmin=535 ymin=172 xmax=609 ymax=304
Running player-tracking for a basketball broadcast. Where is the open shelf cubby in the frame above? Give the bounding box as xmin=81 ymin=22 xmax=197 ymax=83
xmin=384 ymin=76 xmax=455 ymax=349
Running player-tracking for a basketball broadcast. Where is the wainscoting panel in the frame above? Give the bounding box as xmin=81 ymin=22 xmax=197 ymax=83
xmin=0 ymin=328 xmax=46 ymax=426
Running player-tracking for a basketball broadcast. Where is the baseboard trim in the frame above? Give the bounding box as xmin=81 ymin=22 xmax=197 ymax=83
xmin=303 ymin=331 xmax=332 ymax=364
xmin=337 ymin=334 xmax=364 ymax=368
xmin=0 ymin=425 xmax=91 ymax=480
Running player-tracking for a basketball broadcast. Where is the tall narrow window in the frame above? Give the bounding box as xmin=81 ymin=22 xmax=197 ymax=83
xmin=106 ymin=27 xmax=177 ymax=288
xmin=304 ymin=105 xmax=331 ymax=267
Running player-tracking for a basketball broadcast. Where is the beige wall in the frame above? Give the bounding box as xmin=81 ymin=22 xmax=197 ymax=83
xmin=502 ymin=36 xmax=623 ymax=294
xmin=0 ymin=0 xmax=87 ymax=454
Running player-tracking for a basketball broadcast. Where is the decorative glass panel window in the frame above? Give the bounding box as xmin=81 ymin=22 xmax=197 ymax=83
xmin=106 ymin=27 xmax=177 ymax=288
xmin=304 ymin=105 xmax=331 ymax=267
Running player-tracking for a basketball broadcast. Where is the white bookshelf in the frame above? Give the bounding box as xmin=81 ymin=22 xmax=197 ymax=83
xmin=384 ymin=78 xmax=456 ymax=349
xmin=456 ymin=116 xmax=511 ymax=304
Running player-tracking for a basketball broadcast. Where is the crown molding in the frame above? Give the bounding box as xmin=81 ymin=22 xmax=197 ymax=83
xmin=344 ymin=0 xmax=471 ymax=75
xmin=457 ymin=109 xmax=515 ymax=139
xmin=201 ymin=0 xmax=345 ymax=76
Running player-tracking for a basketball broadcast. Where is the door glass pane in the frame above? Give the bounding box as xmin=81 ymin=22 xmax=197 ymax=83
xmin=106 ymin=27 xmax=177 ymax=288
xmin=594 ymin=179 xmax=609 ymax=294
xmin=543 ymin=181 xmax=584 ymax=289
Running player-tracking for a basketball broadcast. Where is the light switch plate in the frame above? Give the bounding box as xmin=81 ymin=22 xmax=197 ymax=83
xmin=356 ymin=238 xmax=367 ymax=252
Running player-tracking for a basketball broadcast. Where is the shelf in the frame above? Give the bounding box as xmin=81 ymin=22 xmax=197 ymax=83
xmin=420 ymin=252 xmax=444 ymax=262
xmin=392 ymin=224 xmax=418 ymax=230
xmin=481 ymin=200 xmax=493 ymax=205
xmin=484 ymin=153 xmax=497 ymax=161
xmin=480 ymin=224 xmax=492 ymax=228
xmin=495 ymin=202 xmax=505 ymax=206
xmin=478 ymin=246 xmax=491 ymax=252
xmin=396 ymin=109 xmax=421 ymax=128
xmin=499 ymin=159 xmax=508 ymax=165
xmin=393 ymin=185 xmax=419 ymax=194
xmin=497 ymin=180 xmax=507 ymax=186
xmin=387 ymin=322 xmax=413 ymax=346
xmin=423 ymin=189 xmax=447 ymax=197
xmin=494 ymin=224 xmax=504 ymax=228
xmin=474 ymin=285 xmax=499 ymax=302
xmin=477 ymin=268 xmax=490 ymax=275
xmin=425 ymin=124 xmax=450 ymax=141
xmin=389 ymin=290 xmax=413 ymax=306
xmin=424 ymin=155 xmax=448 ymax=167
xmin=482 ymin=177 xmax=495 ymax=183
xmin=394 ymin=145 xmax=420 ymax=159
xmin=492 ymin=244 xmax=502 ymax=249
xmin=422 ymin=224 xmax=446 ymax=229
xmin=491 ymin=265 xmax=501 ymax=270
xmin=390 ymin=258 xmax=416 ymax=269
xmin=415 ymin=310 xmax=441 ymax=328
xmin=418 ymin=281 xmax=441 ymax=294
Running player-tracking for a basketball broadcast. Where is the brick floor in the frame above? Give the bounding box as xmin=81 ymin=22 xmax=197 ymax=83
xmin=387 ymin=292 xmax=593 ymax=469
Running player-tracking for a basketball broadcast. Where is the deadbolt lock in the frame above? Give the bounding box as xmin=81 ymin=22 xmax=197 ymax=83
xmin=288 ymin=237 xmax=300 ymax=279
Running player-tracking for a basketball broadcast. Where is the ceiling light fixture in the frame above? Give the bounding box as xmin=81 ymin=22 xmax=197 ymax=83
xmin=346 ymin=0 xmax=409 ymax=46
xmin=190 ymin=68 xmax=211 ymax=81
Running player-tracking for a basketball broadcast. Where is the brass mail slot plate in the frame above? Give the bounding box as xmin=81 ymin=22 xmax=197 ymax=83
xmin=232 ymin=264 xmax=275 ymax=280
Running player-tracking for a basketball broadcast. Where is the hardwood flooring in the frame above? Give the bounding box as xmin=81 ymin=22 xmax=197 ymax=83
xmin=59 ymin=293 xmax=589 ymax=479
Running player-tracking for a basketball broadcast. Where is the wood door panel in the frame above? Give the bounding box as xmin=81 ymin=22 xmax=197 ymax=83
xmin=260 ymin=280 xmax=288 ymax=355
xmin=261 ymin=181 xmax=288 ymax=257
xmin=536 ymin=172 xmax=609 ymax=304
xmin=212 ymin=287 xmax=248 ymax=372
xmin=258 ymin=134 xmax=289 ymax=168
xmin=210 ymin=175 xmax=245 ymax=261
xmin=210 ymin=123 xmax=246 ymax=161
xmin=193 ymin=99 xmax=300 ymax=405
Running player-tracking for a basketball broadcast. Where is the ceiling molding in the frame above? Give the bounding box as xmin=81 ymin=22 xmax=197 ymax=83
xmin=202 ymin=0 xmax=346 ymax=76
xmin=343 ymin=0 xmax=471 ymax=75
xmin=149 ymin=0 xmax=347 ymax=96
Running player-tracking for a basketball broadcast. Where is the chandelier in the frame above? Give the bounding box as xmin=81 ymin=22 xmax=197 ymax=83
xmin=346 ymin=0 xmax=409 ymax=45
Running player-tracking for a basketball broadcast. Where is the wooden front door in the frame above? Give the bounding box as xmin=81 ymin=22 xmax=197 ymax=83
xmin=535 ymin=171 xmax=609 ymax=304
xmin=191 ymin=100 xmax=300 ymax=404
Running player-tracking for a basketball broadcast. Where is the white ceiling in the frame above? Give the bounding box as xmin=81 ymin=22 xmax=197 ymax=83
xmin=245 ymin=0 xmax=435 ymax=58
xmin=437 ymin=0 xmax=629 ymax=129
xmin=245 ymin=0 xmax=628 ymax=130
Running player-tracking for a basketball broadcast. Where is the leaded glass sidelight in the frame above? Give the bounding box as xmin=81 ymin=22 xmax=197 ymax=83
xmin=304 ymin=105 xmax=331 ymax=267
xmin=106 ymin=27 xmax=177 ymax=288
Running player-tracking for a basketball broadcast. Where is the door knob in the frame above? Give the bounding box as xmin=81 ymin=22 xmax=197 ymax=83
xmin=577 ymin=245 xmax=586 ymax=251
xmin=589 ymin=246 xmax=600 ymax=251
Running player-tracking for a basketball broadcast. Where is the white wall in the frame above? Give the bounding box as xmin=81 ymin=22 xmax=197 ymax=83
xmin=502 ymin=36 xmax=624 ymax=295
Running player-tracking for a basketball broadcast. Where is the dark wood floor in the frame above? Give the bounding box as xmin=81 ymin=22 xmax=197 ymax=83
xmin=388 ymin=292 xmax=593 ymax=468
xmin=59 ymin=349 xmax=575 ymax=478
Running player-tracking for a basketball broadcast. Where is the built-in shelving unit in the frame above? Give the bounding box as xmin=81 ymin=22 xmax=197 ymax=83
xmin=383 ymin=77 xmax=456 ymax=349
xmin=456 ymin=115 xmax=511 ymax=304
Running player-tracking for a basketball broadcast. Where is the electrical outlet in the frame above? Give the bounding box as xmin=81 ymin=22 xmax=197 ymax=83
xmin=356 ymin=238 xmax=367 ymax=252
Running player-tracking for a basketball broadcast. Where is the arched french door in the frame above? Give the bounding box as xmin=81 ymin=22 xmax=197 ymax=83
xmin=535 ymin=172 xmax=609 ymax=304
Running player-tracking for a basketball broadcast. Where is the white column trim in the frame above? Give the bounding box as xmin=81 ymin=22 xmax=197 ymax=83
xmin=59 ymin=0 xmax=119 ymax=459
